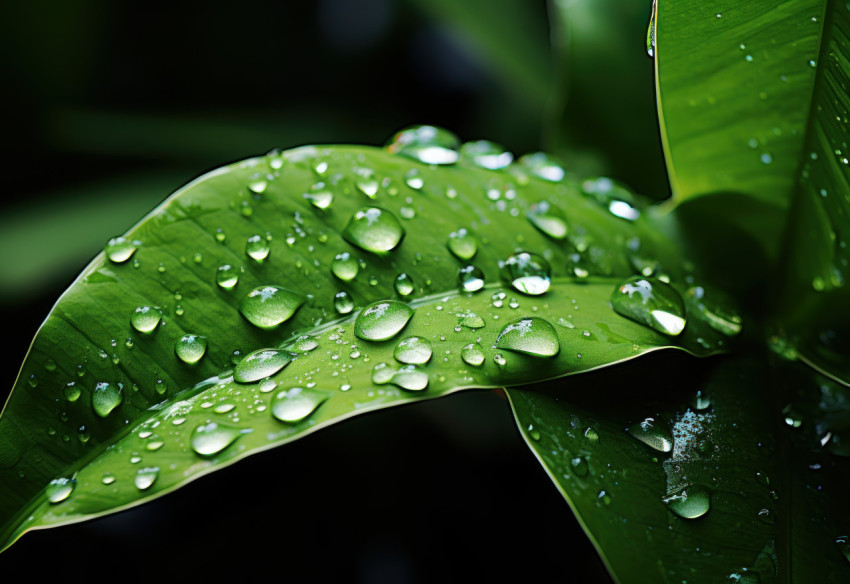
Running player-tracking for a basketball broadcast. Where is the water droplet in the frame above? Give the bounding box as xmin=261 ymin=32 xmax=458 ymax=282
xmin=756 ymin=508 xmax=775 ymax=524
xmin=456 ymin=312 xmax=486 ymax=329
xmin=175 ymin=334 xmax=207 ymax=364
xmin=46 ymin=477 xmax=75 ymax=503
xmin=460 ymin=140 xmax=513 ymax=169
xmin=394 ymin=273 xmax=415 ymax=296
xmin=354 ymin=300 xmax=414 ymax=341
xmin=104 ymin=236 xmax=139 ymax=263
xmin=527 ymin=201 xmax=568 ymax=239
xmin=693 ymin=390 xmax=711 ymax=410
xmin=571 ymin=456 xmax=589 ymax=477
xmin=64 ymin=382 xmax=81 ymax=402
xmin=92 ymin=382 xmax=123 ymax=417
xmin=686 ymin=286 xmax=742 ymax=336
xmin=836 ymin=535 xmax=850 ymax=563
xmin=386 ymin=125 xmax=460 ymax=165
xmin=45 ymin=359 xmax=57 ymax=372
xmin=518 ymin=152 xmax=565 ymax=182
xmin=246 ymin=235 xmax=270 ymax=261
xmin=214 ymin=228 xmax=227 ymax=243
xmin=191 ymin=422 xmax=244 ymax=456
xmin=239 ymin=285 xmax=304 ymax=329
xmin=101 ymin=472 xmax=116 ymax=485
xmin=331 ymin=252 xmax=359 ymax=281
xmin=501 ymin=252 xmax=551 ymax=296
xmin=662 ymin=485 xmax=710 ymax=519
xmin=461 ymin=343 xmax=486 ymax=366
xmin=233 ymin=349 xmax=294 ymax=383
xmin=584 ymin=427 xmax=599 ymax=442
xmin=134 ymin=467 xmax=159 ymax=491
xmin=216 ymin=264 xmax=239 ymax=289
xmin=131 ymin=306 xmax=162 ymax=333
xmin=494 ymin=317 xmax=560 ymax=357
xmin=628 ymin=417 xmax=672 ymax=452
xmin=458 ymin=265 xmax=486 ymax=292
xmin=334 ymin=291 xmax=355 ymax=314
xmin=304 ymin=189 xmax=333 ymax=209
xmin=612 ymin=277 xmax=687 ymax=336
xmin=343 ymin=207 xmax=405 ymax=255
xmin=447 ymin=228 xmax=478 ymax=260
xmin=371 ymin=363 xmax=429 ymax=391
xmin=271 ymin=387 xmax=330 ymax=422
xmin=394 ymin=336 xmax=433 ymax=364
xmin=404 ymin=170 xmax=424 ymax=190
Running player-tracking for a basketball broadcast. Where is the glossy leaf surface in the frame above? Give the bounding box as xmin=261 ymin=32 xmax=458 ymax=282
xmin=508 ymin=353 xmax=850 ymax=583
xmin=0 ymin=140 xmax=728 ymax=549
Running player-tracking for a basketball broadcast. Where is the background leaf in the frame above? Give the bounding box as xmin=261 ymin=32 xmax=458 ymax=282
xmin=507 ymin=353 xmax=850 ymax=583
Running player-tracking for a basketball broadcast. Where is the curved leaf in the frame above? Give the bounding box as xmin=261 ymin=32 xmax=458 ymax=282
xmin=0 ymin=139 xmax=732 ymax=550
xmin=508 ymin=354 xmax=850 ymax=583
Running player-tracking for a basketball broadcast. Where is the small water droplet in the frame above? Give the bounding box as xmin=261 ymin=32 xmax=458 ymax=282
xmin=571 ymin=456 xmax=589 ymax=477
xmin=394 ymin=273 xmax=415 ymax=296
xmin=662 ymin=485 xmax=710 ymax=519
xmin=134 ymin=467 xmax=159 ymax=491
xmin=458 ymin=265 xmax=486 ymax=292
xmin=343 ymin=207 xmax=405 ymax=255
xmin=355 ymin=300 xmax=414 ymax=341
xmin=104 ymin=236 xmax=139 ymax=263
xmin=332 ymin=252 xmax=359 ymax=281
xmin=394 ymin=336 xmax=433 ymax=364
xmin=175 ymin=334 xmax=207 ymax=364
xmin=131 ymin=306 xmax=162 ymax=333
xmin=447 ymin=228 xmax=478 ymax=260
xmin=191 ymin=422 xmax=244 ymax=456
xmin=501 ymin=252 xmax=552 ymax=296
xmin=246 ymin=235 xmax=270 ymax=261
xmin=303 ymin=189 xmax=333 ymax=209
xmin=271 ymin=387 xmax=330 ymax=422
xmin=214 ymin=228 xmax=227 ymax=243
xmin=46 ymin=477 xmax=75 ymax=503
xmin=334 ymin=291 xmax=355 ymax=314
xmin=92 ymin=382 xmax=123 ymax=417
xmin=584 ymin=427 xmax=599 ymax=442
xmin=239 ymin=285 xmax=304 ymax=329
xmin=216 ymin=264 xmax=240 ymax=289
xmin=527 ymin=201 xmax=568 ymax=239
xmin=494 ymin=317 xmax=560 ymax=357
xmin=628 ymin=417 xmax=672 ymax=452
xmin=233 ymin=348 xmax=294 ymax=383
xmin=461 ymin=343 xmax=486 ymax=366
xmin=612 ymin=277 xmax=687 ymax=336
xmin=101 ymin=472 xmax=116 ymax=485
xmin=518 ymin=152 xmax=565 ymax=182
xmin=386 ymin=125 xmax=460 ymax=165
xmin=460 ymin=140 xmax=513 ymax=169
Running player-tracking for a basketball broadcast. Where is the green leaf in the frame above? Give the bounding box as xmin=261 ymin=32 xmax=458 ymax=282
xmin=507 ymin=353 xmax=850 ymax=583
xmin=0 ymin=136 xmax=732 ymax=550
xmin=655 ymin=0 xmax=822 ymax=209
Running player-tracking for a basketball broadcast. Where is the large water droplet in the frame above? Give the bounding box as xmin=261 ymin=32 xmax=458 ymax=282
xmin=134 ymin=467 xmax=159 ymax=491
xmin=234 ymin=348 xmax=294 ymax=383
xmin=191 ymin=422 xmax=244 ymax=456
xmin=447 ymin=228 xmax=478 ymax=260
xmin=518 ymin=152 xmax=565 ymax=182
xmin=304 ymin=189 xmax=333 ymax=209
xmin=246 ymin=235 xmax=270 ymax=261
xmin=239 ymin=285 xmax=304 ymax=329
xmin=394 ymin=336 xmax=433 ymax=364
xmin=175 ymin=334 xmax=207 ymax=364
xmin=458 ymin=265 xmax=486 ymax=292
xmin=501 ymin=252 xmax=552 ymax=295
xmin=461 ymin=343 xmax=486 ymax=366
xmin=354 ymin=300 xmax=414 ymax=341
xmin=331 ymin=252 xmax=359 ymax=281
xmin=131 ymin=306 xmax=162 ymax=333
xmin=386 ymin=125 xmax=460 ymax=165
xmin=612 ymin=277 xmax=687 ymax=336
xmin=105 ymin=236 xmax=139 ymax=263
xmin=271 ymin=387 xmax=329 ymax=423
xmin=92 ymin=382 xmax=123 ymax=417
xmin=663 ymin=485 xmax=710 ymax=519
xmin=628 ymin=417 xmax=673 ymax=452
xmin=460 ymin=140 xmax=513 ymax=169
xmin=46 ymin=477 xmax=75 ymax=503
xmin=216 ymin=264 xmax=239 ymax=289
xmin=343 ymin=207 xmax=405 ymax=255
xmin=334 ymin=291 xmax=355 ymax=314
xmin=494 ymin=317 xmax=560 ymax=357
xmin=686 ymin=286 xmax=742 ymax=336
xmin=527 ymin=201 xmax=568 ymax=239
xmin=371 ymin=363 xmax=429 ymax=391
xmin=456 ymin=312 xmax=486 ymax=329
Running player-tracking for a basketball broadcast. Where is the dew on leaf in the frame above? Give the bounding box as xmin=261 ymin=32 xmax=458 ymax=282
xmin=46 ymin=477 xmax=75 ymax=504
xmin=501 ymin=252 xmax=552 ymax=296
xmin=447 ymin=228 xmax=478 ymax=260
xmin=234 ymin=349 xmax=294 ymax=383
xmin=175 ymin=334 xmax=207 ymax=364
xmin=343 ymin=207 xmax=405 ymax=255
xmin=611 ymin=277 xmax=686 ymax=336
xmin=518 ymin=152 xmax=565 ymax=182
xmin=92 ymin=382 xmax=123 ymax=418
xmin=131 ymin=306 xmax=162 ymax=333
xmin=527 ymin=201 xmax=568 ymax=239
xmin=494 ymin=317 xmax=560 ymax=357
xmin=354 ymin=300 xmax=414 ymax=341
xmin=394 ymin=336 xmax=433 ymax=364
xmin=460 ymin=140 xmax=514 ymax=169
xmin=628 ymin=417 xmax=673 ymax=452
xmin=385 ymin=124 xmax=460 ymax=165
xmin=246 ymin=235 xmax=270 ymax=261
xmin=191 ymin=422 xmax=244 ymax=457
xmin=662 ymin=485 xmax=710 ymax=519
xmin=134 ymin=467 xmax=159 ymax=491
xmin=461 ymin=343 xmax=486 ymax=366
xmin=104 ymin=236 xmax=139 ymax=263
xmin=458 ymin=265 xmax=486 ymax=292
xmin=216 ymin=264 xmax=239 ymax=289
xmin=331 ymin=252 xmax=359 ymax=281
xmin=334 ymin=291 xmax=355 ymax=314
xmin=239 ymin=286 xmax=304 ymax=329
xmin=394 ymin=273 xmax=415 ymax=296
xmin=271 ymin=387 xmax=330 ymax=423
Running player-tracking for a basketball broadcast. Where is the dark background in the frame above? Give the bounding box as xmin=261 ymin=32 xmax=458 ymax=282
xmin=0 ymin=1 xmax=662 ymax=580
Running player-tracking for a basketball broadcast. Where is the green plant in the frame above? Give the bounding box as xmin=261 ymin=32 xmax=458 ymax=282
xmin=1 ymin=1 xmax=848 ymax=582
